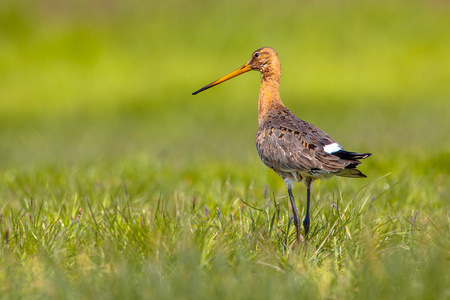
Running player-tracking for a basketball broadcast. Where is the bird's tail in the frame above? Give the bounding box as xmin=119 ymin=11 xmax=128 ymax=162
xmin=336 ymin=168 xmax=367 ymax=178
xmin=332 ymin=150 xmax=372 ymax=161
xmin=333 ymin=150 xmax=372 ymax=178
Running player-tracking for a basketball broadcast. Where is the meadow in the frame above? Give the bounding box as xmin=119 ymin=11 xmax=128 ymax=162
xmin=0 ymin=0 xmax=449 ymax=299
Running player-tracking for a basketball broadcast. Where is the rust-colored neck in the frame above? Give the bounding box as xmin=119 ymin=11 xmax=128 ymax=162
xmin=258 ymin=62 xmax=284 ymax=124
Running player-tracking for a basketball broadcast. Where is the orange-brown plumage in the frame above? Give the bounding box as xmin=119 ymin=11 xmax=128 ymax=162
xmin=193 ymin=47 xmax=371 ymax=244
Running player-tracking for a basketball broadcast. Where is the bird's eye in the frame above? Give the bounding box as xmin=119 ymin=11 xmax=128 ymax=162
xmin=254 ymin=53 xmax=259 ymax=58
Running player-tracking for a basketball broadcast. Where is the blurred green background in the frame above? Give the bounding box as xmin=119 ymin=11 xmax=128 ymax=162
xmin=1 ymin=0 xmax=449 ymax=170
xmin=0 ymin=0 xmax=449 ymax=298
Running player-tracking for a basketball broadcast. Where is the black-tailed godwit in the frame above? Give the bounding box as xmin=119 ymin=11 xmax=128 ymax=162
xmin=193 ymin=47 xmax=371 ymax=243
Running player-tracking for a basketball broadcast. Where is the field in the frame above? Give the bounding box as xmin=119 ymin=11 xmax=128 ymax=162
xmin=0 ymin=0 xmax=449 ymax=299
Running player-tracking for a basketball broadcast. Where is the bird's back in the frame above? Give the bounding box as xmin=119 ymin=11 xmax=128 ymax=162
xmin=256 ymin=105 xmax=370 ymax=181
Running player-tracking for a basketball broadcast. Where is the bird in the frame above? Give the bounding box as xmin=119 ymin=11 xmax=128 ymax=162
xmin=192 ymin=47 xmax=371 ymax=243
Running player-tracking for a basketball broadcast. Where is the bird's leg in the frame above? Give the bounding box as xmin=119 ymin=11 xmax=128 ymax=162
xmin=303 ymin=178 xmax=313 ymax=239
xmin=286 ymin=181 xmax=301 ymax=244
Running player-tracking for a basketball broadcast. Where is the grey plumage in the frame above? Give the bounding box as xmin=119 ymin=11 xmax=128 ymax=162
xmin=256 ymin=104 xmax=371 ymax=183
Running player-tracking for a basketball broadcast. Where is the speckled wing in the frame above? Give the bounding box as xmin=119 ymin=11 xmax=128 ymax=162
xmin=255 ymin=107 xmax=370 ymax=177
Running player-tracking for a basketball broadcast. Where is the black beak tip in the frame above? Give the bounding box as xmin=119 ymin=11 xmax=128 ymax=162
xmin=192 ymin=86 xmax=209 ymax=95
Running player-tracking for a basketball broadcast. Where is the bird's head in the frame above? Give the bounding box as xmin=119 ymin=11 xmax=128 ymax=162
xmin=192 ymin=47 xmax=280 ymax=95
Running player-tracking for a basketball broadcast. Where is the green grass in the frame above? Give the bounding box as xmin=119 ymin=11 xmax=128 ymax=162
xmin=1 ymin=0 xmax=449 ymax=299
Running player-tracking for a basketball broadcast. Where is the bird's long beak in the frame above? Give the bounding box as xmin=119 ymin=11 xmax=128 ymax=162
xmin=192 ymin=63 xmax=252 ymax=95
